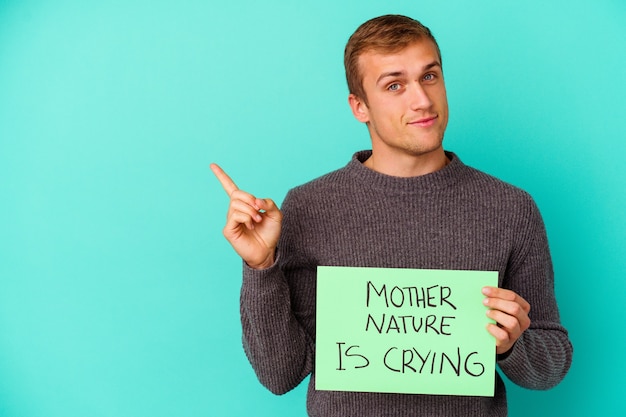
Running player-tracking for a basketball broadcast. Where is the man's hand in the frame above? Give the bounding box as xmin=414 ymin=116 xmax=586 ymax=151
xmin=482 ymin=287 xmax=531 ymax=355
xmin=210 ymin=163 xmax=282 ymax=270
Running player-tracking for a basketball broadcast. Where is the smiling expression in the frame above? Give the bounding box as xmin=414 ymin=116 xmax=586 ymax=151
xmin=349 ymin=39 xmax=449 ymax=171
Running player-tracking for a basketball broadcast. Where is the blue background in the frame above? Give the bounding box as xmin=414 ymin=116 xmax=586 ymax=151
xmin=1 ymin=1 xmax=624 ymax=416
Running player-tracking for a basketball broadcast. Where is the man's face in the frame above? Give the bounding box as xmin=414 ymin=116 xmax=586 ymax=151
xmin=349 ymin=40 xmax=448 ymax=163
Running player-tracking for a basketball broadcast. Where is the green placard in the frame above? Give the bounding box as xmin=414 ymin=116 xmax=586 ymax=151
xmin=315 ymin=266 xmax=498 ymax=396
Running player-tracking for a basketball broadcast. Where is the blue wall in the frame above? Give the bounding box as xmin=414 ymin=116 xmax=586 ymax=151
xmin=1 ymin=1 xmax=624 ymax=416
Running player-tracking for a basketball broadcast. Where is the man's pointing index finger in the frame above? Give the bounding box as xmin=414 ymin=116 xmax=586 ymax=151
xmin=210 ymin=163 xmax=239 ymax=196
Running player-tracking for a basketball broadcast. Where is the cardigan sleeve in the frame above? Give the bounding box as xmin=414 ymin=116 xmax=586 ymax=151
xmin=239 ymin=190 xmax=315 ymax=395
xmin=497 ymin=196 xmax=573 ymax=389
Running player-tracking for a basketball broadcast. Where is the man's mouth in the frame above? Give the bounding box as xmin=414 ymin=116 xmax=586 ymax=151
xmin=410 ymin=115 xmax=438 ymax=127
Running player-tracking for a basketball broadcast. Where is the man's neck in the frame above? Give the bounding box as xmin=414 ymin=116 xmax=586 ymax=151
xmin=363 ymin=148 xmax=450 ymax=177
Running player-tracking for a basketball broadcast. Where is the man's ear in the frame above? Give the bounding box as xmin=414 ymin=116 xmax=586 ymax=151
xmin=348 ymin=94 xmax=369 ymax=123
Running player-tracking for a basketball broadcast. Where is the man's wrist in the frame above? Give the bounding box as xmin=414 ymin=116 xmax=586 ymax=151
xmin=246 ymin=253 xmax=276 ymax=270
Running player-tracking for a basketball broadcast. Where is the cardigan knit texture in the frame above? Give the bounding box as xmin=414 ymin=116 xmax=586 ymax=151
xmin=240 ymin=150 xmax=573 ymax=417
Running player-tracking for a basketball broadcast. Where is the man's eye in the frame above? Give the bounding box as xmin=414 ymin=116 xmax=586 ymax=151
xmin=388 ymin=83 xmax=401 ymax=91
xmin=423 ymin=73 xmax=435 ymax=81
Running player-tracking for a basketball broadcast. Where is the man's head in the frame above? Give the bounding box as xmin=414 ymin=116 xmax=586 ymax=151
xmin=344 ymin=15 xmax=449 ymax=176
xmin=344 ymin=15 xmax=442 ymax=104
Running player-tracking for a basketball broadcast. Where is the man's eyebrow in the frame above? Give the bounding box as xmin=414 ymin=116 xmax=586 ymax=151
xmin=375 ymin=61 xmax=442 ymax=85
xmin=423 ymin=61 xmax=442 ymax=71
xmin=376 ymin=71 xmax=406 ymax=85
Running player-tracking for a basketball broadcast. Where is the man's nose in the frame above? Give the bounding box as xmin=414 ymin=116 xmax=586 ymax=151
xmin=409 ymin=83 xmax=433 ymax=110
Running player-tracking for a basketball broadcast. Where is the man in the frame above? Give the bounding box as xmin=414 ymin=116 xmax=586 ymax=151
xmin=211 ymin=15 xmax=572 ymax=416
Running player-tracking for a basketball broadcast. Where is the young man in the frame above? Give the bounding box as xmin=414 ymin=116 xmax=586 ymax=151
xmin=211 ymin=15 xmax=572 ymax=416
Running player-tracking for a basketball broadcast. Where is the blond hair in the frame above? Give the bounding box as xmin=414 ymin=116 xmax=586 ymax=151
xmin=344 ymin=15 xmax=442 ymax=102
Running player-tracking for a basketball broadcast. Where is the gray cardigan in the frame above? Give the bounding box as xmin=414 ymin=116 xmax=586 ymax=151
xmin=240 ymin=151 xmax=572 ymax=416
